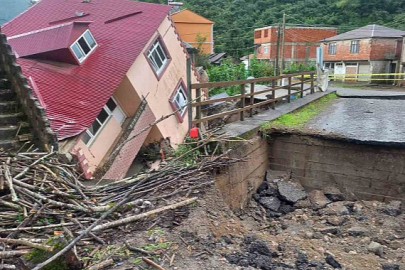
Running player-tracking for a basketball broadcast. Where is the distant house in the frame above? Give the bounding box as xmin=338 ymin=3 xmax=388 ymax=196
xmin=321 ymin=25 xmax=405 ymax=82
xmin=208 ymin=53 xmax=229 ymax=65
xmin=171 ymin=9 xmax=214 ymax=54
xmin=2 ymin=0 xmax=198 ymax=180
xmin=254 ymin=25 xmax=337 ymax=67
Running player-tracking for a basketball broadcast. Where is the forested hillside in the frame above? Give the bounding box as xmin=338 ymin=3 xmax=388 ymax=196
xmin=143 ymin=0 xmax=405 ymax=57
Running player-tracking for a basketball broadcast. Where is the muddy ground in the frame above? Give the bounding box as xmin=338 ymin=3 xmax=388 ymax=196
xmin=88 ymin=171 xmax=405 ymax=270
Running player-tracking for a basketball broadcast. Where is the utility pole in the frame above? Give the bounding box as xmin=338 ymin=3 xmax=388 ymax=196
xmin=280 ymin=12 xmax=286 ymax=72
xmin=274 ymin=23 xmax=282 ymax=76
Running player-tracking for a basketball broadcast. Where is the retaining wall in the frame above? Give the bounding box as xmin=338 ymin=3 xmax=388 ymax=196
xmin=215 ymin=135 xmax=269 ymax=212
xmin=268 ymin=134 xmax=405 ymax=203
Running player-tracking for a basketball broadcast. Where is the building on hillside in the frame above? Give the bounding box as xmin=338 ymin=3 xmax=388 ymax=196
xmin=321 ymin=25 xmax=405 ymax=82
xmin=254 ymin=25 xmax=337 ymax=67
xmin=2 ymin=0 xmax=198 ymax=180
xmin=171 ymin=9 xmax=214 ymax=54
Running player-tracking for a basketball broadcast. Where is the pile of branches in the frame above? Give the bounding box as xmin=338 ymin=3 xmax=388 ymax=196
xmin=0 ymin=150 xmax=240 ymax=270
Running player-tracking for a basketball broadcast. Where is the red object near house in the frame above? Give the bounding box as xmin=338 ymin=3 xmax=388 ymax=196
xmin=189 ymin=127 xmax=199 ymax=138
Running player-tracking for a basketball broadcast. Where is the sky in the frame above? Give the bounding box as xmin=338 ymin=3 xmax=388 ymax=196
xmin=0 ymin=0 xmax=32 ymax=25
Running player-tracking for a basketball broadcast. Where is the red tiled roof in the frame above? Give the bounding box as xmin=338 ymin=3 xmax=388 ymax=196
xmin=7 ymin=22 xmax=86 ymax=58
xmin=1 ymin=0 xmax=171 ymax=140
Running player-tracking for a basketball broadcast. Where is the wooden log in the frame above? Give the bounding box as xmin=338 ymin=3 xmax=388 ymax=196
xmin=142 ymin=257 xmax=166 ymax=270
xmin=87 ymin=259 xmax=114 ymax=270
xmin=126 ymin=242 xmax=157 ymax=256
xmin=91 ymin=198 xmax=197 ymax=232
xmin=0 ymin=238 xmax=53 ymax=251
xmin=0 ymin=222 xmax=88 ymax=233
xmin=0 ymin=264 xmax=16 ymax=269
xmin=14 ymin=152 xmax=56 ymax=180
xmin=0 ymin=250 xmax=29 ymax=259
xmin=4 ymin=166 xmax=18 ymax=202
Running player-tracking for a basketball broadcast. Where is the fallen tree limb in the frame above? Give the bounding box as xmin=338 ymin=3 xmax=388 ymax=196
xmin=14 ymin=151 xmax=56 ymax=180
xmin=87 ymin=259 xmax=114 ymax=270
xmin=125 ymin=241 xmax=157 ymax=256
xmin=4 ymin=167 xmax=18 ymax=202
xmin=0 ymin=250 xmax=29 ymax=259
xmin=0 ymin=238 xmax=52 ymax=251
xmin=0 ymin=222 xmax=89 ymax=233
xmin=142 ymin=257 xmax=166 ymax=270
xmin=31 ymin=176 xmax=151 ymax=270
xmin=91 ymin=197 xmax=197 ymax=232
xmin=0 ymin=264 xmax=16 ymax=270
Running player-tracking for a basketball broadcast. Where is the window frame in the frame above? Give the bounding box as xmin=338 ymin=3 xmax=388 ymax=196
xmin=70 ymin=29 xmax=97 ymax=63
xmin=350 ymin=40 xmax=359 ymax=54
xmin=144 ymin=35 xmax=171 ymax=80
xmin=328 ymin=43 xmax=336 ymax=55
xmin=263 ymin=45 xmax=269 ymax=54
xmin=81 ymin=97 xmax=124 ymax=147
xmin=254 ymin=30 xmax=262 ymax=39
xmin=169 ymin=79 xmax=188 ymax=123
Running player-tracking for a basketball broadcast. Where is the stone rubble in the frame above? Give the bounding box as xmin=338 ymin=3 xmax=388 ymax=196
xmin=222 ymin=172 xmax=404 ymax=270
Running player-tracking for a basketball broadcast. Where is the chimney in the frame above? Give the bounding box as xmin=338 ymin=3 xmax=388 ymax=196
xmin=168 ymin=1 xmax=183 ymax=14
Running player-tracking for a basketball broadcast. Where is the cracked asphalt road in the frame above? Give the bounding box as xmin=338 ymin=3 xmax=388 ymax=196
xmin=306 ymin=97 xmax=405 ymax=144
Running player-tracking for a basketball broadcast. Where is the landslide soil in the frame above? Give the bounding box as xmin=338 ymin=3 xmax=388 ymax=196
xmin=92 ymin=181 xmax=405 ymax=270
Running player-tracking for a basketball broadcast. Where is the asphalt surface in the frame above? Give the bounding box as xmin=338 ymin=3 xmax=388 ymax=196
xmin=336 ymin=88 xmax=405 ymax=99
xmin=306 ymin=97 xmax=405 ymax=144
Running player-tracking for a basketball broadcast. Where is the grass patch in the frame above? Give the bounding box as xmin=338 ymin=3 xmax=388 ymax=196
xmin=261 ymin=93 xmax=338 ymax=130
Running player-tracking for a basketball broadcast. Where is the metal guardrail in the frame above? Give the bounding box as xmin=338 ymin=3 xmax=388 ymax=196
xmin=189 ymin=71 xmax=316 ymax=127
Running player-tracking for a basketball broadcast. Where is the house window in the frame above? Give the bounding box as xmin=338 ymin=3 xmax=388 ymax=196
xmin=71 ymin=29 xmax=97 ymax=63
xmin=81 ymin=97 xmax=126 ymax=146
xmin=350 ymin=40 xmax=359 ymax=53
xmin=169 ymin=81 xmax=188 ymax=122
xmin=147 ymin=38 xmax=169 ymax=75
xmin=264 ymin=45 xmax=269 ymax=54
xmin=254 ymin=30 xmax=262 ymax=39
xmin=264 ymin=29 xmax=269 ymax=38
xmin=328 ymin=43 xmax=336 ymax=55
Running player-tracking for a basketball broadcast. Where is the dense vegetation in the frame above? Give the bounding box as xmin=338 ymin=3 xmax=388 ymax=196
xmin=142 ymin=0 xmax=405 ymax=58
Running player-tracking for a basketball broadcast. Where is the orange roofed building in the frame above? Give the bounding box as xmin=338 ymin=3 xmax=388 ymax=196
xmin=171 ymin=9 xmax=214 ymax=54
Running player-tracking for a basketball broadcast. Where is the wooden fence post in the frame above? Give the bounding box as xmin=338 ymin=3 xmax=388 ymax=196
xmin=240 ymin=84 xmax=245 ymax=121
xmin=196 ymin=88 xmax=201 ymax=128
xmin=300 ymin=74 xmax=304 ymax=98
xmin=310 ymin=73 xmax=314 ymax=94
xmin=250 ymin=82 xmax=255 ymax=117
xmin=287 ymin=76 xmax=291 ymax=103
xmin=186 ymin=58 xmax=192 ymax=131
xmin=271 ymin=80 xmax=276 ymax=110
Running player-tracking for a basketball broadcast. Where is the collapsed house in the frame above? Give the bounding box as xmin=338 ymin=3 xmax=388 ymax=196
xmin=0 ymin=0 xmax=199 ymax=180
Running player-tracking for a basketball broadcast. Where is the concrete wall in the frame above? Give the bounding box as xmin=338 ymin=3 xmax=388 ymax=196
xmin=268 ymin=134 xmax=405 ymax=203
xmin=72 ymin=115 xmax=123 ymax=174
xmin=215 ymin=136 xmax=269 ymax=212
xmin=370 ymin=38 xmax=400 ymax=60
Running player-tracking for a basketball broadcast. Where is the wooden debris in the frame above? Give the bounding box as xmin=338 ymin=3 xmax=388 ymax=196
xmin=0 ymin=148 xmax=241 ymax=270
xmin=87 ymin=259 xmax=114 ymax=270
xmin=142 ymin=257 xmax=167 ymax=270
xmin=0 ymin=238 xmax=53 ymax=251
